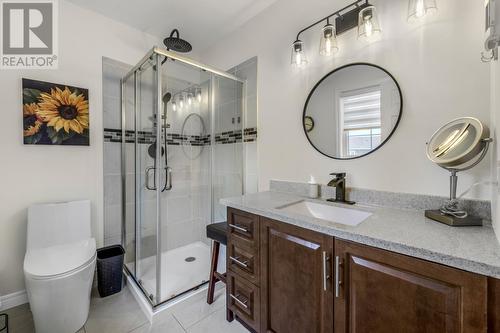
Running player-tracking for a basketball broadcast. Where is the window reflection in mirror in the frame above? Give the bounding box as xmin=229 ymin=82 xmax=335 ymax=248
xmin=303 ymin=64 xmax=402 ymax=160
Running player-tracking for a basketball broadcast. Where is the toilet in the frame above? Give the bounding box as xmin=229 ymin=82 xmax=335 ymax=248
xmin=24 ymin=200 xmax=96 ymax=333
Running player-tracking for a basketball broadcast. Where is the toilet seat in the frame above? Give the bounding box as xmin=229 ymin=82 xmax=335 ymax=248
xmin=24 ymin=238 xmax=96 ymax=279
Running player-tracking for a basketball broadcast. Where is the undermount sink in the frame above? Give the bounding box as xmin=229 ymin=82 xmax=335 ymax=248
xmin=277 ymin=200 xmax=372 ymax=226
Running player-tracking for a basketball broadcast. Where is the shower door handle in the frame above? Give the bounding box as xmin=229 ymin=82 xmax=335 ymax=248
xmin=145 ymin=166 xmax=156 ymax=191
xmin=162 ymin=166 xmax=172 ymax=192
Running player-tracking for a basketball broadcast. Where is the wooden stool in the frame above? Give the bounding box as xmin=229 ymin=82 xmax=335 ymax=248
xmin=206 ymin=222 xmax=227 ymax=304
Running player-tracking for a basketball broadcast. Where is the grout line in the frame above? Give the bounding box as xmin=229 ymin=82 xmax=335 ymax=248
xmin=176 ymin=288 xmax=226 ymax=330
xmin=172 ymin=314 xmax=188 ymax=332
xmin=126 ymin=321 xmax=150 ymax=333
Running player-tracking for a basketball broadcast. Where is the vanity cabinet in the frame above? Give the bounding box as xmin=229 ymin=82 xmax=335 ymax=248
xmin=260 ymin=217 xmax=334 ymax=333
xmin=225 ymin=208 xmax=499 ymax=333
xmin=334 ymin=239 xmax=487 ymax=333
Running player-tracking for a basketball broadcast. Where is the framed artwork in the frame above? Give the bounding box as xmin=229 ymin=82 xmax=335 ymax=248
xmin=22 ymin=78 xmax=89 ymax=145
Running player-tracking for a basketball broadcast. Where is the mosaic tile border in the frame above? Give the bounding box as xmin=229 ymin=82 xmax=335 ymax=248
xmin=104 ymin=127 xmax=257 ymax=145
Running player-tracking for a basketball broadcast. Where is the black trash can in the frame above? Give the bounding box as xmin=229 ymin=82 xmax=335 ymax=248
xmin=0 ymin=313 xmax=8 ymax=333
xmin=96 ymin=245 xmax=125 ymax=297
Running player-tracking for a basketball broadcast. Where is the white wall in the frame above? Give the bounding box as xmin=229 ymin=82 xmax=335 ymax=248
xmin=492 ymin=58 xmax=500 ymax=243
xmin=202 ymin=0 xmax=491 ymax=200
xmin=0 ymin=0 xmax=159 ymax=297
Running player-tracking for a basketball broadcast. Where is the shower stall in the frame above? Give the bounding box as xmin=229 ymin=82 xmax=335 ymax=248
xmin=121 ymin=47 xmax=245 ymax=307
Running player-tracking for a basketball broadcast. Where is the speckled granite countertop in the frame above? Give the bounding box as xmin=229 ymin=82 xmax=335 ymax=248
xmin=221 ymin=191 xmax=500 ymax=279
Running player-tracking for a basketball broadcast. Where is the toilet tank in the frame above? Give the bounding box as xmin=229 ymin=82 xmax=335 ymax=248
xmin=27 ymin=200 xmax=92 ymax=250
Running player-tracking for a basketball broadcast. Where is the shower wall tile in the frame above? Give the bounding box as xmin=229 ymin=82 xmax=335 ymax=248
xmin=164 ymin=221 xmax=198 ymax=252
xmin=104 ymin=142 xmax=121 ymax=175
xmin=104 ymin=174 xmax=122 ymax=206
xmin=228 ymin=57 xmax=258 ymax=195
xmin=165 ymin=196 xmax=192 ymax=224
xmin=103 ymin=58 xmax=131 ymax=244
xmin=104 ymin=203 xmax=122 ymax=240
xmin=246 ymin=95 xmax=257 ymax=129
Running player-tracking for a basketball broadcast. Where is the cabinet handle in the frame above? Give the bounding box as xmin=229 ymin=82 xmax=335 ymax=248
xmin=230 ymin=293 xmax=248 ymax=309
xmin=335 ymin=256 xmax=343 ymax=298
xmin=322 ymin=251 xmax=330 ymax=291
xmin=228 ymin=223 xmax=249 ymax=233
xmin=229 ymin=256 xmax=249 ymax=268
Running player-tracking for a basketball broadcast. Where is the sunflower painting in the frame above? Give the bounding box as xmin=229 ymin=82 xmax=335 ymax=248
xmin=22 ymin=78 xmax=89 ymax=145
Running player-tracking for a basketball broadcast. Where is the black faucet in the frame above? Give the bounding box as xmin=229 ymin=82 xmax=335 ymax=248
xmin=326 ymin=173 xmax=355 ymax=205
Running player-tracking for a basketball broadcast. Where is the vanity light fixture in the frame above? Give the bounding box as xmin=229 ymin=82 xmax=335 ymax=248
xmin=407 ymin=0 xmax=437 ymax=21
xmin=319 ymin=20 xmax=338 ymax=56
xmin=358 ymin=6 xmax=381 ymax=39
xmin=291 ymin=40 xmax=308 ymax=67
xmin=291 ymin=0 xmax=376 ymax=67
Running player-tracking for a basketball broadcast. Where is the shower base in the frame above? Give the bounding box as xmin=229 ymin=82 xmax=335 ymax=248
xmin=125 ymin=241 xmax=214 ymax=321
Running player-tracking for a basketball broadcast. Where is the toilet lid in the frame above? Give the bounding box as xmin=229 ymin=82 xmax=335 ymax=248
xmin=24 ymin=238 xmax=96 ymax=278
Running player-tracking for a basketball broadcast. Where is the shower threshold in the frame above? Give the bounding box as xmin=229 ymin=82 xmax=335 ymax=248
xmin=124 ymin=241 xmax=213 ymax=321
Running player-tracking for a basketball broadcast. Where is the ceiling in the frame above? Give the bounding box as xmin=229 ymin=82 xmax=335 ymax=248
xmin=67 ymin=0 xmax=278 ymax=52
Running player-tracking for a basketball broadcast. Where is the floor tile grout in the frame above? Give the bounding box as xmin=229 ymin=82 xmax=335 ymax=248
xmin=172 ymin=314 xmax=188 ymax=332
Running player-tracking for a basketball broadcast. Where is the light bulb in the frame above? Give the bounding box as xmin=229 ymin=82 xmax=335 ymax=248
xmin=408 ymin=0 xmax=437 ymax=21
xmin=358 ymin=6 xmax=381 ymax=39
xmin=319 ymin=23 xmax=338 ymax=56
xmin=172 ymin=101 xmax=177 ymax=111
xmin=187 ymin=93 xmax=193 ymax=105
xmin=291 ymin=40 xmax=308 ymax=67
xmin=196 ymin=89 xmax=202 ymax=102
xmin=364 ymin=17 xmax=373 ymax=37
xmin=295 ymin=52 xmax=302 ymax=64
xmin=415 ymin=0 xmax=425 ymax=17
xmin=179 ymin=96 xmax=184 ymax=109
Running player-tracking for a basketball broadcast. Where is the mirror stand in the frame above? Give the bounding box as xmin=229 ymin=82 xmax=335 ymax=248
xmin=425 ymin=138 xmax=492 ymax=227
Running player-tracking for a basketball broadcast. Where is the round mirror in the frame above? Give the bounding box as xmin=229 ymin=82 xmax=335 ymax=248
xmin=303 ymin=63 xmax=402 ymax=159
xmin=426 ymin=117 xmax=489 ymax=169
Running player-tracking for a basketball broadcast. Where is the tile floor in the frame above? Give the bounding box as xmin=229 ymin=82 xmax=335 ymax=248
xmin=3 ymin=284 xmax=248 ymax=333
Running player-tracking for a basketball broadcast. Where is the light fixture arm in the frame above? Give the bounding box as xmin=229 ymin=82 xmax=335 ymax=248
xmin=294 ymin=0 xmax=368 ymax=41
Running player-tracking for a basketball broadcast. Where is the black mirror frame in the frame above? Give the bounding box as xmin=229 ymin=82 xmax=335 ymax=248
xmin=302 ymin=62 xmax=403 ymax=160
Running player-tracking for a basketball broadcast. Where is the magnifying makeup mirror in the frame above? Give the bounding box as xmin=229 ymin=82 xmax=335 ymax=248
xmin=425 ymin=117 xmax=492 ymax=226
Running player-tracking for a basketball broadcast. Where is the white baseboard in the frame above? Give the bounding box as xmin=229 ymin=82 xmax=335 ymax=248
xmin=0 ymin=290 xmax=28 ymax=311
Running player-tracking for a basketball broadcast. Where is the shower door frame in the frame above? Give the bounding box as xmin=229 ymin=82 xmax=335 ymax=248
xmin=121 ymin=47 xmax=245 ymax=308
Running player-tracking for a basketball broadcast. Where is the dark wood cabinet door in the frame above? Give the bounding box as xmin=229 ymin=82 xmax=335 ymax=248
xmin=334 ymin=239 xmax=487 ymax=333
xmin=260 ymin=217 xmax=334 ymax=333
xmin=488 ymin=277 xmax=500 ymax=332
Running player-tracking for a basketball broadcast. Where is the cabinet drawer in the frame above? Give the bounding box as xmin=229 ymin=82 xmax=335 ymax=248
xmin=227 ymin=208 xmax=259 ymax=249
xmin=227 ymin=271 xmax=261 ymax=332
xmin=227 ymin=241 xmax=260 ymax=285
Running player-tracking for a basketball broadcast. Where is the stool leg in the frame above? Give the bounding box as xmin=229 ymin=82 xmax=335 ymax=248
xmin=207 ymin=241 xmax=220 ymax=304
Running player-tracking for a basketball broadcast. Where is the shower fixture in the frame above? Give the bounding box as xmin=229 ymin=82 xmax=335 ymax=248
xmin=163 ymin=29 xmax=192 ymax=53
xmin=146 ymin=91 xmax=172 ymax=192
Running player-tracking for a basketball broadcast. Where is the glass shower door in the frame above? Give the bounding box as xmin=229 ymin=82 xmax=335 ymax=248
xmin=135 ymin=57 xmax=161 ymax=302
xmin=123 ymin=55 xmax=162 ymax=304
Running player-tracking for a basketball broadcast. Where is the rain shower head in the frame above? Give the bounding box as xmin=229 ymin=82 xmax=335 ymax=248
xmin=163 ymin=29 xmax=192 ymax=53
